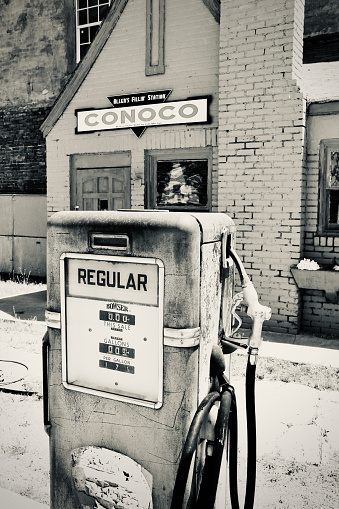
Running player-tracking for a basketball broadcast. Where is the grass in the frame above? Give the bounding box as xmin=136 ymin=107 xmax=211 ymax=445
xmin=0 ymin=274 xmax=46 ymax=299
xmin=231 ymin=353 xmax=339 ymax=392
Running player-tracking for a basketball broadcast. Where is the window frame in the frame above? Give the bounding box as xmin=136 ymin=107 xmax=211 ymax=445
xmin=318 ymin=139 xmax=339 ymax=234
xmin=145 ymin=148 xmax=212 ymax=212
xmin=75 ymin=0 xmax=112 ymax=62
xmin=145 ymin=0 xmax=165 ymax=76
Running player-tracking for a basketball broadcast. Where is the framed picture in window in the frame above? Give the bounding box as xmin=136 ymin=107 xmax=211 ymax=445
xmin=319 ymin=139 xmax=339 ymax=234
xmin=145 ymin=148 xmax=212 ymax=211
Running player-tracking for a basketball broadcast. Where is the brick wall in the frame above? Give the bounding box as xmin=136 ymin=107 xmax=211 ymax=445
xmin=302 ymin=290 xmax=339 ymax=335
xmin=0 ymin=106 xmax=50 ymax=194
xmin=218 ymin=0 xmax=307 ymax=334
xmin=0 ymin=0 xmax=75 ymax=196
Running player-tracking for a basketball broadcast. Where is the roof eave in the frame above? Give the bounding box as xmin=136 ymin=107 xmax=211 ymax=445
xmin=202 ymin=0 xmax=220 ymax=23
xmin=40 ymin=0 xmax=129 ymax=138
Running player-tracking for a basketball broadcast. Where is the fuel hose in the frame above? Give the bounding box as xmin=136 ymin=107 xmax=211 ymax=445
xmin=195 ymin=388 xmax=232 ymax=509
xmin=228 ymin=359 xmax=257 ymax=509
xmin=170 ymin=391 xmax=221 ymax=509
xmin=170 ymin=361 xmax=257 ymax=509
xmin=244 ymin=359 xmax=257 ymax=509
xmin=228 ymin=391 xmax=240 ymax=509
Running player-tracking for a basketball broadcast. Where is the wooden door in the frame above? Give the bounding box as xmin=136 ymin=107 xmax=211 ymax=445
xmin=75 ymin=167 xmax=131 ymax=211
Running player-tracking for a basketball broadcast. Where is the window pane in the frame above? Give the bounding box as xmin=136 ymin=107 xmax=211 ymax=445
xmin=330 ymin=151 xmax=339 ymax=188
xmin=79 ymin=27 xmax=89 ymax=44
xmin=99 ymin=4 xmax=110 ymax=20
xmin=89 ymin=6 xmax=98 ymax=23
xmin=90 ymin=25 xmax=99 ymax=41
xmin=78 ymin=9 xmax=88 ymax=25
xmin=80 ymin=43 xmax=90 ymax=59
xmin=77 ymin=0 xmax=110 ymax=62
xmin=329 ymin=189 xmax=339 ymax=224
xmin=156 ymin=160 xmax=208 ymax=207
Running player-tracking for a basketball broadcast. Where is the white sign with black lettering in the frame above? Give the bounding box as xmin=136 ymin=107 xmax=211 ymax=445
xmin=61 ymin=253 xmax=164 ymax=408
xmin=76 ymin=98 xmax=208 ymax=133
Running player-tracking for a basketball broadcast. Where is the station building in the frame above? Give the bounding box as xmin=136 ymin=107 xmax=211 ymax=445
xmin=1 ymin=0 xmax=339 ymax=336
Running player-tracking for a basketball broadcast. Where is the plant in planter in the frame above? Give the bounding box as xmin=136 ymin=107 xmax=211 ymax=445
xmin=290 ymin=258 xmax=339 ymax=303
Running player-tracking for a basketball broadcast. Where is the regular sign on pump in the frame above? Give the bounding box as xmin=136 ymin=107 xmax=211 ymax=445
xmin=76 ymin=98 xmax=208 ymax=133
xmin=61 ymin=254 xmax=164 ymax=407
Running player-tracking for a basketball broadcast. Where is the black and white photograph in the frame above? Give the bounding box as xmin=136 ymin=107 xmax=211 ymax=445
xmin=0 ymin=0 xmax=338 ymax=508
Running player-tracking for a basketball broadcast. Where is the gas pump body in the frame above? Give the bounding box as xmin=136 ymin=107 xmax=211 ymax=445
xmin=45 ymin=210 xmax=235 ymax=508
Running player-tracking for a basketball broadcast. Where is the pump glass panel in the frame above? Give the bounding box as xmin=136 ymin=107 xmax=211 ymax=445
xmin=61 ymin=253 xmax=164 ymax=408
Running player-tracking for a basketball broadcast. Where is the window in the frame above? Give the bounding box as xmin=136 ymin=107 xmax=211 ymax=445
xmin=76 ymin=0 xmax=111 ymax=62
xmin=146 ymin=149 xmax=212 ymax=211
xmin=319 ymin=139 xmax=339 ymax=233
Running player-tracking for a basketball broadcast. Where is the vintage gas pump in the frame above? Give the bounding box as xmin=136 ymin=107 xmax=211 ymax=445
xmin=44 ymin=210 xmax=235 ymax=509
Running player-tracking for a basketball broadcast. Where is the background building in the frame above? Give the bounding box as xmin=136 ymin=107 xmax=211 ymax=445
xmin=1 ymin=0 xmax=339 ymax=336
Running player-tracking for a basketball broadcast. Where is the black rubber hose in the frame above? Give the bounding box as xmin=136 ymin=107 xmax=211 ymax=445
xmin=196 ymin=388 xmax=232 ymax=509
xmin=244 ymin=360 xmax=257 ymax=509
xmin=228 ymin=392 xmax=240 ymax=509
xmin=170 ymin=391 xmax=221 ymax=509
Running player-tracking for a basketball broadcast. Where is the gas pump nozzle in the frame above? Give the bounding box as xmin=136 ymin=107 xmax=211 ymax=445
xmin=221 ymin=235 xmax=271 ymax=359
xmin=242 ymin=280 xmax=271 ymax=364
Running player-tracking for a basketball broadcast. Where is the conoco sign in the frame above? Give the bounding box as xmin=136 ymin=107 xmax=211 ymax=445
xmin=76 ymin=97 xmax=209 ymax=135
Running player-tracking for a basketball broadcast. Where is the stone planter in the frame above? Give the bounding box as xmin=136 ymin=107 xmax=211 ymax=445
xmin=290 ymin=266 xmax=339 ymax=303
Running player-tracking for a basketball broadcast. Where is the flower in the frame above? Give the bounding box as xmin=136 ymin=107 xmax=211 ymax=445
xmin=297 ymin=258 xmax=320 ymax=270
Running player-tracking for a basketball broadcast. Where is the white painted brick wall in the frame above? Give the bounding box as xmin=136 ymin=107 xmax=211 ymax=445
xmin=218 ymin=0 xmax=306 ymax=333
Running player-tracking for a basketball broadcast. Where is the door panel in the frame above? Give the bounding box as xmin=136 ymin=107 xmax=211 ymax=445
xmin=83 ymin=197 xmax=97 ymax=211
xmin=83 ymin=178 xmax=96 ymax=193
xmin=98 ymin=177 xmax=109 ymax=192
xmin=75 ymin=167 xmax=131 ymax=211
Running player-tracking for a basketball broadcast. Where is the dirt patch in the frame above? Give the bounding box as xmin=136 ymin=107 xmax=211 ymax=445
xmin=0 ymin=392 xmax=49 ymax=504
xmin=0 ymin=320 xmax=49 ymax=504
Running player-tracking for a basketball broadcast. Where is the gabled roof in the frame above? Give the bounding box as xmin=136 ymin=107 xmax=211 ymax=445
xmin=40 ymin=0 xmax=220 ymax=137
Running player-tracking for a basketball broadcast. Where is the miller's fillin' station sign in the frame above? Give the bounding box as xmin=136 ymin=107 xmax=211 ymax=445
xmin=75 ymin=89 xmax=210 ymax=137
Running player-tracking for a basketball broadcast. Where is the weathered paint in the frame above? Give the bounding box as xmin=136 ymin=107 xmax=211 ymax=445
xmin=46 ymin=210 xmax=234 ymax=508
xmin=0 ymin=195 xmax=47 ymax=276
xmin=1 ymin=0 xmax=75 ymax=106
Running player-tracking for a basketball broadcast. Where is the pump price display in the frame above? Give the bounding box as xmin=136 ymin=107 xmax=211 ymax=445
xmin=99 ymin=359 xmax=135 ymax=374
xmin=99 ymin=310 xmax=135 ymax=325
xmin=99 ymin=343 xmax=135 ymax=359
xmin=61 ymin=253 xmax=164 ymax=409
